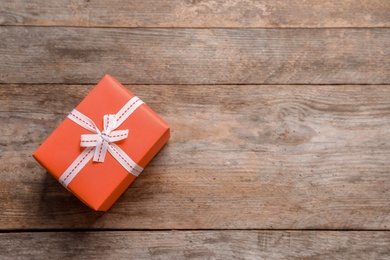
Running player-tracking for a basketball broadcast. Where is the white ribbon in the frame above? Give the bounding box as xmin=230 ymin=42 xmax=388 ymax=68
xmin=59 ymin=96 xmax=144 ymax=188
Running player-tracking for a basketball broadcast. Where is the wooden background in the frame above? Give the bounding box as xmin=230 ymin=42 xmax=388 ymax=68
xmin=1 ymin=1 xmax=389 ymax=259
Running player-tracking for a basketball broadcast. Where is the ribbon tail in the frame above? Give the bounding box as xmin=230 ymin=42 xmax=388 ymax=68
xmin=93 ymin=140 xmax=108 ymax=162
xmin=59 ymin=147 xmax=95 ymax=188
xmin=108 ymin=143 xmax=143 ymax=177
xmin=80 ymin=134 xmax=100 ymax=147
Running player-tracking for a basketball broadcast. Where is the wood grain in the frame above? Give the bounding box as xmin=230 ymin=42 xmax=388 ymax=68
xmin=1 ymin=0 xmax=389 ymax=28
xmin=1 ymin=84 xmax=389 ymax=230
xmin=0 ymin=231 xmax=389 ymax=259
xmin=0 ymin=27 xmax=389 ymax=84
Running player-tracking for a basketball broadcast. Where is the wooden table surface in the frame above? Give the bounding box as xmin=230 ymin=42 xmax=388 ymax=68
xmin=1 ymin=1 xmax=390 ymax=259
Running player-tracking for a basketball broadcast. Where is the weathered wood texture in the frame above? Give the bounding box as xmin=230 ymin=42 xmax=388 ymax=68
xmin=0 ymin=231 xmax=389 ymax=259
xmin=1 ymin=84 xmax=389 ymax=230
xmin=2 ymin=1 xmax=389 ymax=258
xmin=1 ymin=0 xmax=389 ymax=28
xmin=0 ymin=27 xmax=389 ymax=84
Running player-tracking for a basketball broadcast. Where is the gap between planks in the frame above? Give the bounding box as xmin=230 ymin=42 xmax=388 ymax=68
xmin=1 ymin=229 xmax=390 ymax=233
xmin=2 ymin=24 xmax=390 ymax=29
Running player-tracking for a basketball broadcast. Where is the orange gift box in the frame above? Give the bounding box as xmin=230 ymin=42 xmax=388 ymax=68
xmin=33 ymin=74 xmax=170 ymax=211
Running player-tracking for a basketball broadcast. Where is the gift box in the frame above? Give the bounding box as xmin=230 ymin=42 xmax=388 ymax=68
xmin=33 ymin=74 xmax=170 ymax=211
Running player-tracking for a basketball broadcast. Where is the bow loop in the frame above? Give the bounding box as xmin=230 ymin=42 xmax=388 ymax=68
xmin=85 ymin=113 xmax=129 ymax=162
xmin=103 ymin=114 xmax=116 ymax=133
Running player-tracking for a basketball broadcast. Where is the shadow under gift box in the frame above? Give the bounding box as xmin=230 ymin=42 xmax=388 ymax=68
xmin=33 ymin=75 xmax=170 ymax=211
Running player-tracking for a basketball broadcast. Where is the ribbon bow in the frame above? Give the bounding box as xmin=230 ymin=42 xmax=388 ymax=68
xmin=75 ymin=111 xmax=129 ymax=162
xmin=59 ymin=96 xmax=144 ymax=188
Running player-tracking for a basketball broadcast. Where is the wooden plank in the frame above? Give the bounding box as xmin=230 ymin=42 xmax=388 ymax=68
xmin=1 ymin=84 xmax=390 ymax=230
xmin=0 ymin=27 xmax=389 ymax=84
xmin=1 ymin=0 xmax=389 ymax=28
xmin=0 ymin=231 xmax=389 ymax=259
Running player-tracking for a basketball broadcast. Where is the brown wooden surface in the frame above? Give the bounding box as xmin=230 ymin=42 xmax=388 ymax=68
xmin=0 ymin=27 xmax=389 ymax=84
xmin=1 ymin=231 xmax=389 ymax=259
xmin=1 ymin=0 xmax=389 ymax=28
xmin=1 ymin=0 xmax=389 ymax=258
xmin=1 ymin=84 xmax=390 ymax=230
